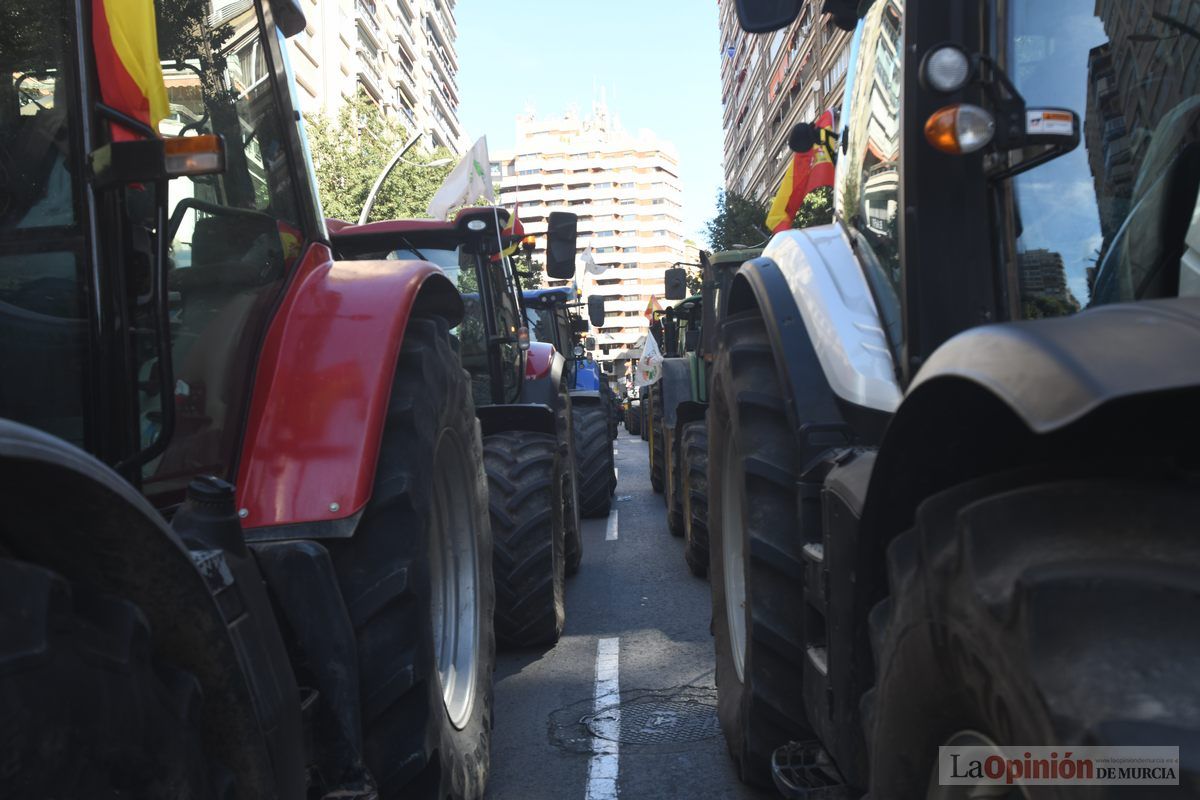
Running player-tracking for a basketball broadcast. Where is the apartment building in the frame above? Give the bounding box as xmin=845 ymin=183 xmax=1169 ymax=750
xmin=492 ymin=102 xmax=687 ymax=370
xmin=717 ymin=0 xmax=852 ymax=204
xmin=286 ymin=0 xmax=464 ymax=153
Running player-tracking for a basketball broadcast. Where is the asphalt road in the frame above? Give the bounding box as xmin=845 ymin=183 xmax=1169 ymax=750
xmin=486 ymin=428 xmax=775 ymax=800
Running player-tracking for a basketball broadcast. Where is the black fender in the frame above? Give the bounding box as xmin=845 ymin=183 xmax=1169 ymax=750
xmin=675 ymin=400 xmax=706 ymax=430
xmin=658 ymin=357 xmax=693 ymax=431
xmin=476 ymin=403 xmax=558 ymax=438
xmin=861 ymin=296 xmax=1200 ymax=545
xmin=569 ymin=389 xmax=603 ymax=408
xmin=0 ymin=419 xmax=305 ymax=797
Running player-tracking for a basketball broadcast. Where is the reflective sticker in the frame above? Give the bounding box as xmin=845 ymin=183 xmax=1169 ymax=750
xmin=1026 ymin=109 xmax=1074 ymax=136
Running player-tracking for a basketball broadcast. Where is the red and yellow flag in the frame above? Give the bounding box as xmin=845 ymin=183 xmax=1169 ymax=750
xmin=92 ymin=0 xmax=169 ymax=140
xmin=500 ymin=204 xmax=525 ymax=256
xmin=765 ymin=110 xmax=837 ymax=233
xmin=643 ymin=295 xmax=662 ymax=321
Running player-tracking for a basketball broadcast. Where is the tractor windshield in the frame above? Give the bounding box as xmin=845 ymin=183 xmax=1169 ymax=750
xmin=525 ymin=304 xmax=558 ymax=346
xmin=1002 ymin=0 xmax=1200 ymax=316
xmin=0 ymin=0 xmax=89 ymax=445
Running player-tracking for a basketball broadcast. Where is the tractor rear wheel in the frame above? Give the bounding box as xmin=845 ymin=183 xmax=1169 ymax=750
xmin=640 ymin=401 xmax=649 ymax=441
xmin=709 ymin=312 xmax=813 ymax=787
xmin=574 ymin=403 xmax=614 ymax=519
xmin=328 ymin=315 xmax=495 ymax=800
xmin=0 ymin=558 xmax=225 ymax=798
xmin=681 ymin=421 xmax=709 ymax=578
xmin=485 ymin=430 xmax=567 ymax=647
xmin=650 ymin=385 xmax=665 ymax=494
xmin=866 ymin=472 xmax=1200 ymax=797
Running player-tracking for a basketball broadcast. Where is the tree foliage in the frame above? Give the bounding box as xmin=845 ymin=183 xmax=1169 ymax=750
xmin=792 ymin=186 xmax=833 ymax=229
xmin=304 ymin=92 xmax=454 ymax=224
xmin=705 ymin=190 xmax=769 ymax=252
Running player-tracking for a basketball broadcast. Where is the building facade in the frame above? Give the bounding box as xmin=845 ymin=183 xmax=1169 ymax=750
xmin=492 ymin=103 xmax=687 ymax=370
xmin=717 ymin=0 xmax=852 ymax=204
xmin=286 ymin=0 xmax=464 ymax=153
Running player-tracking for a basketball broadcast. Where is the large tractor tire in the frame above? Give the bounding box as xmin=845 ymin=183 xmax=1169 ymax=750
xmin=681 ymin=420 xmax=709 ymax=578
xmin=574 ymin=403 xmax=615 ymax=520
xmin=708 ymin=312 xmax=813 ymax=787
xmin=866 ymin=472 xmax=1200 ymax=797
xmin=485 ymin=430 xmax=567 ymax=648
xmin=626 ymin=405 xmax=641 ymax=436
xmin=650 ymin=385 xmax=665 ymax=494
xmin=640 ymin=401 xmax=649 ymax=441
xmin=666 ymin=425 xmax=685 ymax=537
xmin=329 ymin=315 xmax=495 ymax=800
xmin=0 ymin=558 xmax=225 ymax=798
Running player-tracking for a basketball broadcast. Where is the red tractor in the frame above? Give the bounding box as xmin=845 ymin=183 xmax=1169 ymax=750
xmin=331 ymin=209 xmax=588 ymax=626
xmin=1 ymin=1 xmax=496 ymax=797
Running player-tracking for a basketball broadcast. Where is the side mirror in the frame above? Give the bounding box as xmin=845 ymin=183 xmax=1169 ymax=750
xmin=664 ymin=268 xmax=688 ymax=301
xmin=269 ymin=0 xmax=307 ymax=37
xmin=546 ymin=212 xmax=578 ymax=279
xmin=734 ymin=0 xmax=802 ymax=33
xmin=588 ymin=295 xmax=606 ymax=327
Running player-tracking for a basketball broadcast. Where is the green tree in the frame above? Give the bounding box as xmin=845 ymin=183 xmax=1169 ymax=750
xmin=792 ymin=185 xmax=833 ymax=228
xmin=705 ymin=190 xmax=769 ymax=251
xmin=304 ymin=92 xmax=454 ymax=223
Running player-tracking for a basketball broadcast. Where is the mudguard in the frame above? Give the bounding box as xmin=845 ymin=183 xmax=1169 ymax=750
xmin=0 ymin=419 xmax=305 ymax=797
xmin=861 ymin=296 xmax=1200 ymax=541
xmin=658 ymin=357 xmax=692 ymax=431
xmin=525 ymin=341 xmax=557 ymax=381
xmin=237 ymin=243 xmax=463 ymax=534
xmin=476 ymin=404 xmax=557 ymax=437
xmin=732 ymin=226 xmax=902 ymax=414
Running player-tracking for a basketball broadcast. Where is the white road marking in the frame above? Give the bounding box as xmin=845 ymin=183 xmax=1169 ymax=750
xmin=614 ymin=467 xmax=619 ymax=481
xmin=605 ymin=509 xmax=619 ymax=541
xmin=586 ymin=638 xmax=621 ymax=800
xmin=613 ymin=447 xmax=618 ymax=456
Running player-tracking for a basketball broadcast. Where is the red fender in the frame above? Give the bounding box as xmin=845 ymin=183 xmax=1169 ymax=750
xmin=236 ymin=243 xmax=459 ymax=531
xmin=525 ymin=341 xmax=555 ymax=380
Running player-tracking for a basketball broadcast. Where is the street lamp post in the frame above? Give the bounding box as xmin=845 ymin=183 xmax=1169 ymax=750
xmin=357 ymin=132 xmax=454 ymax=225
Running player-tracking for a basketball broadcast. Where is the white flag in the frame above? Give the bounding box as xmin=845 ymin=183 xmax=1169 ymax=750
xmin=426 ymin=136 xmax=494 ymax=219
xmin=634 ymin=334 xmax=663 ymax=386
xmin=582 ymin=246 xmax=606 ymax=275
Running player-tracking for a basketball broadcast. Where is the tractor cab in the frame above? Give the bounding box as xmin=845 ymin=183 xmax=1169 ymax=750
xmin=334 ymin=208 xmax=535 ymax=407
xmin=0 ymin=0 xmax=318 ymax=502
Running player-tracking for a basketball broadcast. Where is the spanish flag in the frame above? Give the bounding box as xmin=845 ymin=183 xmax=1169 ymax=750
xmin=92 ymin=0 xmax=169 ymax=140
xmin=643 ymin=295 xmax=661 ymax=321
xmin=500 ymin=204 xmax=524 ymax=257
xmin=765 ymin=110 xmax=837 ymax=233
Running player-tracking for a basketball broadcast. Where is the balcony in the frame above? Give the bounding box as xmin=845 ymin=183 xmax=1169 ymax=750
xmin=355 ymin=0 xmax=382 ymax=49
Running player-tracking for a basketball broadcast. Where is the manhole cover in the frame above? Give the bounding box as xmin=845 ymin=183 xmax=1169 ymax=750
xmin=585 ymin=690 xmax=720 ymax=745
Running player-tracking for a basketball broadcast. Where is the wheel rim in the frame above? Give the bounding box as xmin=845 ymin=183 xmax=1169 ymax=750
xmin=429 ymin=429 xmax=480 ymax=730
xmin=721 ymin=425 xmax=748 ymax=682
xmin=926 ymin=731 xmax=1027 ymax=800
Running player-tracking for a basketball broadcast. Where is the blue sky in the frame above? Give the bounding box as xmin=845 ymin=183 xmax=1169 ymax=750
xmin=455 ymin=0 xmax=725 ymax=243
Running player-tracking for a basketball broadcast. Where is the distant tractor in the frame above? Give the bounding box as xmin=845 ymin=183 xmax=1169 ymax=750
xmin=332 ymin=209 xmax=585 ymax=637
xmin=661 ymin=249 xmax=762 ymax=577
xmin=524 ymin=288 xmax=617 ymax=520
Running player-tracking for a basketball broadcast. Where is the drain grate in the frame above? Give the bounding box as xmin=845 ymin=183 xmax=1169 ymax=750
xmin=585 ymin=688 xmax=720 ymax=745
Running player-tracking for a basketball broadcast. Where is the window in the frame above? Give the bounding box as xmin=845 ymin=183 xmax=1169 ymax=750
xmin=837 ymin=0 xmax=902 ymax=350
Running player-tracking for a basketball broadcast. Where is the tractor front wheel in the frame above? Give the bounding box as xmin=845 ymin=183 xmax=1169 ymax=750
xmin=866 ymin=472 xmax=1200 ymax=797
xmin=650 ymin=385 xmax=665 ymax=494
xmin=574 ymin=403 xmax=615 ymax=519
xmin=485 ymin=430 xmax=567 ymax=647
xmin=0 ymin=558 xmax=226 ymax=797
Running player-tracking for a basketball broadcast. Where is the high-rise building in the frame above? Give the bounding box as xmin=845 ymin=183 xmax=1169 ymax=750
xmin=286 ymin=0 xmax=464 ymax=153
xmin=717 ymin=1 xmax=852 ymax=204
xmin=492 ymin=102 xmax=687 ymax=370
